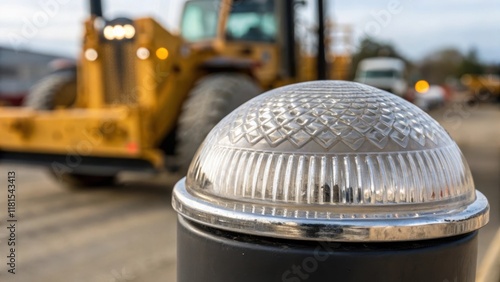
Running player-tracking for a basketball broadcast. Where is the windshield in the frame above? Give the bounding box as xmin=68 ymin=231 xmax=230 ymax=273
xmin=181 ymin=0 xmax=220 ymax=41
xmin=226 ymin=0 xmax=276 ymax=42
xmin=180 ymin=0 xmax=276 ymax=42
xmin=358 ymin=70 xmax=402 ymax=79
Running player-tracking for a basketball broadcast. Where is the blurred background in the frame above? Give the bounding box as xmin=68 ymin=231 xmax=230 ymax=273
xmin=0 ymin=0 xmax=499 ymax=281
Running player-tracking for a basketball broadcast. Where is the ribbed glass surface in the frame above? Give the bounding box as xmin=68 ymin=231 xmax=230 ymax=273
xmin=186 ymin=81 xmax=475 ymax=212
xmin=189 ymin=147 xmax=473 ymax=207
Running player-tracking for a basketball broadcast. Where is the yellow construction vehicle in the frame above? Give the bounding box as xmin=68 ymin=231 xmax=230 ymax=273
xmin=461 ymin=74 xmax=500 ymax=103
xmin=0 ymin=0 xmax=346 ymax=186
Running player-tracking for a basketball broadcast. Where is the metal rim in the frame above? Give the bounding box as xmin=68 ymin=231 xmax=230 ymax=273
xmin=172 ymin=178 xmax=489 ymax=242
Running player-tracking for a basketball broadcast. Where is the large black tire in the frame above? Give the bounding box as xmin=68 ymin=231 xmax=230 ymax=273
xmin=176 ymin=73 xmax=261 ymax=173
xmin=23 ymin=71 xmax=77 ymax=110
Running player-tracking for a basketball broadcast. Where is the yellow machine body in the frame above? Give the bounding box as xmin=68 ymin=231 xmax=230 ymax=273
xmin=0 ymin=0 xmax=351 ymax=174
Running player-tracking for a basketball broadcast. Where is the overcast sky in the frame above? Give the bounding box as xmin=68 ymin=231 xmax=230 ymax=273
xmin=0 ymin=0 xmax=499 ymax=63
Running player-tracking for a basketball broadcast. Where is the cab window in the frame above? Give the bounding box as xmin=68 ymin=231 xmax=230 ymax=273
xmin=226 ymin=0 xmax=276 ymax=42
xmin=181 ymin=0 xmax=220 ymax=41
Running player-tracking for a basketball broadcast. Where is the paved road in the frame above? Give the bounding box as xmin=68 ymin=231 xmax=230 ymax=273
xmin=430 ymin=99 xmax=500 ymax=267
xmin=0 ymin=99 xmax=498 ymax=282
xmin=0 ymin=169 xmax=179 ymax=281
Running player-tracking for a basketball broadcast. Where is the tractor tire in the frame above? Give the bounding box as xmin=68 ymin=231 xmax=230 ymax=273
xmin=176 ymin=73 xmax=261 ymax=174
xmin=23 ymin=71 xmax=77 ymax=110
xmin=52 ymin=172 xmax=116 ymax=188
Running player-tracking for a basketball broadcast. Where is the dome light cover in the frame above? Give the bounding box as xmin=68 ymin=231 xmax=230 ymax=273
xmin=172 ymin=81 xmax=489 ymax=242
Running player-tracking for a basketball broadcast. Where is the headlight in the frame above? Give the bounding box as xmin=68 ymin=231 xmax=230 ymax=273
xmin=123 ymin=24 xmax=135 ymax=39
xmin=103 ymin=26 xmax=114 ymax=40
xmin=113 ymin=25 xmax=125 ymax=40
xmin=84 ymin=48 xmax=98 ymax=61
xmin=136 ymin=47 xmax=150 ymax=60
xmin=102 ymin=24 xmax=135 ymax=40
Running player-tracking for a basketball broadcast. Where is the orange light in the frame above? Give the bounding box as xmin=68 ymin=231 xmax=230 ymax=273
xmin=156 ymin=47 xmax=169 ymax=60
xmin=415 ymin=80 xmax=430 ymax=94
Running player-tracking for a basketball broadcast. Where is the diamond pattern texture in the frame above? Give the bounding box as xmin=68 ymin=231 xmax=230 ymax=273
xmin=186 ymin=81 xmax=473 ymax=211
xmin=216 ymin=81 xmax=452 ymax=152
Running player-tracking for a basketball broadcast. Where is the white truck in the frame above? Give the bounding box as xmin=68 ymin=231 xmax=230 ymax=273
xmin=354 ymin=57 xmax=408 ymax=97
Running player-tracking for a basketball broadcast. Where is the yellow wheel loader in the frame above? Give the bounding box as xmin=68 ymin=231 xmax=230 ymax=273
xmin=461 ymin=74 xmax=500 ymax=104
xmin=0 ymin=0 xmax=339 ymax=187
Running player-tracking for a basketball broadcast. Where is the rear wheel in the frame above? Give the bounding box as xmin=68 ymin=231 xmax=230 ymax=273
xmin=176 ymin=73 xmax=261 ymax=174
xmin=23 ymin=71 xmax=77 ymax=110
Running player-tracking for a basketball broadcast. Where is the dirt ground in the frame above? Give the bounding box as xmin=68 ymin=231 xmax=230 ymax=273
xmin=0 ymin=96 xmax=498 ymax=282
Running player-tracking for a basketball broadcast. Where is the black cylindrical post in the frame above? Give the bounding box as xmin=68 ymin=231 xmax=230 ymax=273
xmin=317 ymin=0 xmax=327 ymax=79
xmin=277 ymin=0 xmax=296 ymax=78
xmin=178 ymin=218 xmax=478 ymax=282
xmin=90 ymin=0 xmax=103 ymax=17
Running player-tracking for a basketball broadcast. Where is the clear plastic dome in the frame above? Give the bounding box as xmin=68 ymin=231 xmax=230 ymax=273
xmin=173 ymin=81 xmax=489 ymax=241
